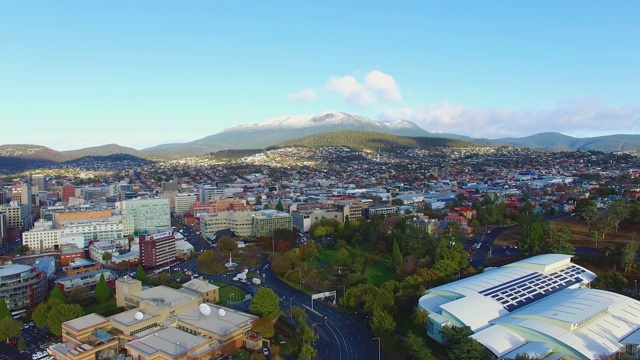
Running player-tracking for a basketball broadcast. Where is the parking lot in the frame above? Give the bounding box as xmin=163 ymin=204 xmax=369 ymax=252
xmin=0 ymin=322 xmax=58 ymax=360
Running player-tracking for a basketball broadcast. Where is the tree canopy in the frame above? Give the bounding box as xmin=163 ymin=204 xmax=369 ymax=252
xmin=250 ymin=288 xmax=281 ymax=319
xmin=94 ymin=273 xmax=111 ymax=303
xmin=135 ymin=264 xmax=148 ymax=284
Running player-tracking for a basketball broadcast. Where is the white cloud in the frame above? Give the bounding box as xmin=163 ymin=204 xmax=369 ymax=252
xmin=363 ymin=70 xmax=402 ymax=101
xmin=380 ymin=99 xmax=640 ymax=138
xmin=286 ymin=88 xmax=318 ymax=102
xmin=326 ymin=70 xmax=401 ymax=107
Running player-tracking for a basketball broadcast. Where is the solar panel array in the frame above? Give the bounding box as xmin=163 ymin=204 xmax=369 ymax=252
xmin=479 ymin=265 xmax=588 ymax=312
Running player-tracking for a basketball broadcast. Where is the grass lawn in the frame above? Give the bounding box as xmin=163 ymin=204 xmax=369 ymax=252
xmin=218 ymin=284 xmax=248 ymax=304
xmin=362 ymin=252 xmax=395 ymax=286
xmin=84 ymin=297 xmax=121 ymax=316
xmin=317 ymin=249 xmax=337 ymax=265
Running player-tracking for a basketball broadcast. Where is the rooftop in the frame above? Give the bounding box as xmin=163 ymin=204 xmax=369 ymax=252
xmin=63 ymin=313 xmax=109 ymax=332
xmin=173 ymin=303 xmax=256 ymax=337
xmin=181 ymin=278 xmax=219 ymax=294
xmin=0 ymin=263 xmax=33 ymax=277
xmin=126 ymin=327 xmax=207 ymax=357
xmin=136 ymin=285 xmax=198 ymax=309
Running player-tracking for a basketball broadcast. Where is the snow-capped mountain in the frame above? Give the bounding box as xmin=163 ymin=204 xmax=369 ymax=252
xmin=141 ymin=111 xmax=432 ymax=156
xmin=225 ymin=111 xmax=419 ymax=131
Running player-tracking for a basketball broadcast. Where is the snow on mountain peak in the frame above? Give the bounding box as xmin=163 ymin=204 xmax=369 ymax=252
xmin=223 ymin=111 xmax=419 ymax=132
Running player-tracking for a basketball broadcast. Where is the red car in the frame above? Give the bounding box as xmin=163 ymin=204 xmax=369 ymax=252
xmin=9 ymin=338 xmax=18 ymax=346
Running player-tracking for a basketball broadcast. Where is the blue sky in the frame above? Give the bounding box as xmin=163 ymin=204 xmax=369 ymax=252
xmin=1 ymin=1 xmax=639 ymax=150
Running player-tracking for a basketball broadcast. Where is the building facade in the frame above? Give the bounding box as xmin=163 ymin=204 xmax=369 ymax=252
xmin=0 ymin=202 xmax=31 ymax=231
xmin=175 ymin=193 xmax=197 ymax=215
xmin=200 ymin=211 xmax=254 ymax=238
xmin=0 ymin=263 xmax=48 ymax=310
xmin=252 ymin=210 xmax=293 ymax=237
xmin=139 ymin=231 xmax=176 ymax=268
xmin=123 ymin=198 xmax=171 ymax=234
xmin=56 ymin=269 xmax=115 ymax=292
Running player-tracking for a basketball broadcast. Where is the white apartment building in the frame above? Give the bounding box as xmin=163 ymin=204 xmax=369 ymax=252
xmin=22 ymin=220 xmax=65 ymax=251
xmin=120 ymin=198 xmax=171 ymax=234
xmin=175 ymin=193 xmax=197 ymax=215
xmin=22 ymin=216 xmax=135 ymax=252
xmin=0 ymin=202 xmax=31 ymax=230
xmin=89 ymin=241 xmax=118 ymax=264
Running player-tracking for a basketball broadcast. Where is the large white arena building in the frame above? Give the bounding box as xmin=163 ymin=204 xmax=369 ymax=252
xmin=418 ymin=254 xmax=640 ymax=359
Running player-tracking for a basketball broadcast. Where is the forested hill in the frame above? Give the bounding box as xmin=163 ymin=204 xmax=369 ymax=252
xmin=269 ymin=130 xmax=474 ymax=151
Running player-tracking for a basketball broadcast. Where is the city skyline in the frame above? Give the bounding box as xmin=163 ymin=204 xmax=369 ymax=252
xmin=1 ymin=1 xmax=639 ymax=150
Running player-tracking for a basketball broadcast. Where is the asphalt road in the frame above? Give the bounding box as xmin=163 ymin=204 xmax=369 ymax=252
xmin=465 ymin=227 xmax=517 ymax=268
xmin=262 ymin=262 xmax=379 ymax=360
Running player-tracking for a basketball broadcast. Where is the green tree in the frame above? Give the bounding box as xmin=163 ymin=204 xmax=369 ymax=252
xmin=448 ymin=337 xmax=492 ymax=360
xmin=68 ymin=286 xmax=91 ymax=305
xmin=607 ymin=200 xmax=630 ymax=233
xmin=135 ymin=264 xmax=148 ymax=284
xmin=441 ymin=325 xmax=472 ymax=345
xmin=370 ymin=309 xmax=395 ymax=336
xmin=299 ymin=242 xmax=318 ymax=261
xmin=519 ymin=218 xmax=548 ymax=255
xmin=49 ymin=285 xmax=66 ymax=303
xmin=94 ymin=273 xmax=111 ymax=303
xmin=0 ymin=298 xmax=10 ymax=320
xmin=298 ymin=343 xmax=318 ymax=360
xmin=251 ymin=288 xmax=281 ymax=319
xmin=32 ymin=301 xmax=51 ymax=329
xmin=218 ymin=236 xmax=238 ymax=252
xmin=333 ymin=248 xmax=352 ymax=267
xmin=514 ymin=354 xmax=541 ymax=360
xmin=251 ymin=317 xmax=275 ymax=338
xmin=0 ymin=316 xmax=21 ymax=343
xmin=290 ymin=306 xmax=306 ymax=326
xmin=620 ymin=241 xmax=639 ymax=275
xmin=405 ymin=331 xmax=436 ymax=360
xmin=18 ymin=337 xmax=25 ymax=351
xmin=47 ymin=303 xmax=84 ymax=336
xmin=412 ymin=307 xmax=428 ymax=327
xmin=576 ymin=199 xmax=598 ymax=230
xmin=102 ymin=251 xmax=112 ymax=263
xmin=391 ymin=240 xmax=403 ymax=271
xmin=275 ymin=200 xmax=285 ymax=212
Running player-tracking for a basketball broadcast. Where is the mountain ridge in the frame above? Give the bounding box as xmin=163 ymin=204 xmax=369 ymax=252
xmin=2 ymin=112 xmax=640 ymax=172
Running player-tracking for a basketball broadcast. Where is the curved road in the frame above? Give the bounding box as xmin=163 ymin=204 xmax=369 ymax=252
xmin=263 ymin=265 xmax=379 ymax=360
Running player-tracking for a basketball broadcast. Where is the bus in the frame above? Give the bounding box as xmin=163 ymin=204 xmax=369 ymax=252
xmin=11 ymin=309 xmax=26 ymax=319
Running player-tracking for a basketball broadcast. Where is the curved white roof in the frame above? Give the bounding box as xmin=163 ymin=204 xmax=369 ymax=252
xmin=418 ymin=254 xmax=596 ymax=331
xmin=473 ymin=288 xmax=640 ymax=359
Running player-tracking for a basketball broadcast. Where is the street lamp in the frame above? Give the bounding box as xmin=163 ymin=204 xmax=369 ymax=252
xmin=373 ymin=337 xmax=380 ymax=360
xmin=289 ymin=297 xmax=296 ymax=322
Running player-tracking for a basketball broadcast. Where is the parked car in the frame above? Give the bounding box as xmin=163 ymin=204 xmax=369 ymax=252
xmin=262 ymin=347 xmax=270 ymax=356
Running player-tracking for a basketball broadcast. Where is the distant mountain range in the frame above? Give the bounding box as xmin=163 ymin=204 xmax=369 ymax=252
xmin=1 ymin=111 xmax=640 ymax=173
xmin=140 ymin=111 xmax=436 ymax=157
xmin=0 ymin=144 xmax=151 ymax=175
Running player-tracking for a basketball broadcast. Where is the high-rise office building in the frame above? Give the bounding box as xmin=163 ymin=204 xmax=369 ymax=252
xmin=61 ymin=184 xmax=75 ymax=204
xmin=139 ymin=231 xmax=176 ymax=268
xmin=123 ymin=198 xmax=171 ymax=234
xmin=32 ymin=174 xmax=46 ymax=192
xmin=175 ymin=193 xmax=197 ymax=215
